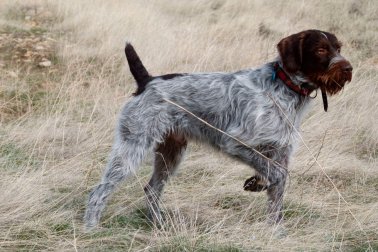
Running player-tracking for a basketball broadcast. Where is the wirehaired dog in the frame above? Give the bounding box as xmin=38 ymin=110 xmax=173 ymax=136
xmin=84 ymin=29 xmax=352 ymax=229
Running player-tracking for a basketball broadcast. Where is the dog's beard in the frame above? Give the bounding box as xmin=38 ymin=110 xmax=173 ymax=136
xmin=311 ymin=63 xmax=352 ymax=95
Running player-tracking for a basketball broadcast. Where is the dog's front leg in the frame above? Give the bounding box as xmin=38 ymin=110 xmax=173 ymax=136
xmin=266 ymin=171 xmax=287 ymax=224
xmin=223 ymin=143 xmax=289 ymax=224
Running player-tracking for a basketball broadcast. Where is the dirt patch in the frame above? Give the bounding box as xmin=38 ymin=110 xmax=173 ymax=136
xmin=0 ymin=3 xmax=61 ymax=69
xmin=0 ymin=4 xmax=61 ymax=122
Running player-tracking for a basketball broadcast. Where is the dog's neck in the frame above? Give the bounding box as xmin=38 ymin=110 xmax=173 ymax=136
xmin=272 ymin=60 xmax=317 ymax=97
xmin=273 ymin=58 xmax=328 ymax=111
xmin=278 ymin=61 xmax=315 ymax=87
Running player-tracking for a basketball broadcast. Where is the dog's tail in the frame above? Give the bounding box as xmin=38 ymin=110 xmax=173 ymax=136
xmin=125 ymin=43 xmax=151 ymax=95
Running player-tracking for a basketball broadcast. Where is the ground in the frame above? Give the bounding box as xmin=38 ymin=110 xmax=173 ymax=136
xmin=0 ymin=0 xmax=377 ymax=251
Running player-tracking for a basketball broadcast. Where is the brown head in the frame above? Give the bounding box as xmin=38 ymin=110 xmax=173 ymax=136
xmin=277 ymin=29 xmax=352 ymax=95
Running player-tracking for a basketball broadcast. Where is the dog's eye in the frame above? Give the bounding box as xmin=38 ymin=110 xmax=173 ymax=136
xmin=336 ymin=48 xmax=341 ymax=53
xmin=317 ymin=48 xmax=327 ymax=55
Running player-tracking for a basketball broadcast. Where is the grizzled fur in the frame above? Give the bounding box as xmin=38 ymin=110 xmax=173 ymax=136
xmin=84 ymin=30 xmax=352 ymax=230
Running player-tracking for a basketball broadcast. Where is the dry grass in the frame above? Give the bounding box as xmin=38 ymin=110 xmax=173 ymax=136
xmin=0 ymin=0 xmax=377 ymax=251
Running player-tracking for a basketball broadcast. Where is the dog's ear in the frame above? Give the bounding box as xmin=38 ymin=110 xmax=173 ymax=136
xmin=277 ymin=32 xmax=306 ymax=73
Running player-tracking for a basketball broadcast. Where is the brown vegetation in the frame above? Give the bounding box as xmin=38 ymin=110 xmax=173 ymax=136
xmin=0 ymin=0 xmax=377 ymax=251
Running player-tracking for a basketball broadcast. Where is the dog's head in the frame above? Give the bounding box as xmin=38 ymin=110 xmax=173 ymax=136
xmin=277 ymin=29 xmax=352 ymax=95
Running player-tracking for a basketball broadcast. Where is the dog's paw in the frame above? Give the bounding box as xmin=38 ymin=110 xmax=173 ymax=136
xmin=243 ymin=176 xmax=268 ymax=192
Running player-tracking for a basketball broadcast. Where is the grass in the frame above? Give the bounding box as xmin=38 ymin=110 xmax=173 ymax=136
xmin=103 ymin=208 xmax=153 ymax=231
xmin=0 ymin=142 xmax=38 ymax=171
xmin=215 ymin=194 xmax=249 ymax=211
xmin=0 ymin=0 xmax=377 ymax=251
xmin=354 ymin=129 xmax=378 ymax=160
xmin=156 ymin=237 xmax=245 ymax=252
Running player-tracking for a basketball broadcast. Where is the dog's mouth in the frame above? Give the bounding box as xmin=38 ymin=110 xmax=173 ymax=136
xmin=311 ymin=61 xmax=353 ymax=95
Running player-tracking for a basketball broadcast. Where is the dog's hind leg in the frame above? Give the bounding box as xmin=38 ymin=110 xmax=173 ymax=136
xmin=84 ymin=96 xmax=174 ymax=230
xmin=144 ymin=132 xmax=187 ymax=225
xmin=84 ymin=134 xmax=154 ymax=230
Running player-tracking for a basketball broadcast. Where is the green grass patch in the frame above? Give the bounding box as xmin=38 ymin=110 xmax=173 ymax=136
xmin=30 ymin=26 xmax=48 ymax=35
xmin=365 ymin=177 xmax=378 ymax=191
xmin=0 ymin=142 xmax=37 ymax=171
xmin=283 ymin=201 xmax=321 ymax=226
xmin=335 ymin=230 xmax=378 ymax=252
xmin=2 ymin=25 xmax=31 ymax=35
xmin=50 ymin=222 xmax=72 ymax=235
xmin=4 ymin=9 xmax=26 ymax=22
xmin=353 ymin=129 xmax=378 ymax=160
xmin=82 ymin=232 xmax=140 ymax=251
xmin=156 ymin=236 xmax=245 ymax=252
xmin=214 ymin=194 xmax=267 ymax=223
xmin=2 ymin=24 xmax=48 ymax=36
xmin=14 ymin=227 xmax=48 ymax=241
xmin=0 ymin=89 xmax=48 ymax=120
xmin=214 ymin=194 xmax=249 ymax=211
xmin=350 ymin=243 xmax=378 ymax=252
xmin=103 ymin=208 xmax=152 ymax=231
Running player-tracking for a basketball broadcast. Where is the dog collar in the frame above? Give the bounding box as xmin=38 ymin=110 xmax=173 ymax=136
xmin=272 ymin=62 xmax=328 ymax=111
xmin=272 ymin=62 xmax=316 ymax=96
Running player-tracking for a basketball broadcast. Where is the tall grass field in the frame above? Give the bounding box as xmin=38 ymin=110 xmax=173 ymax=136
xmin=0 ymin=0 xmax=377 ymax=251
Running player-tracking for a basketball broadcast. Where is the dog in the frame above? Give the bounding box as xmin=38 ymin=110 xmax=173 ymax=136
xmin=84 ymin=29 xmax=352 ymax=230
